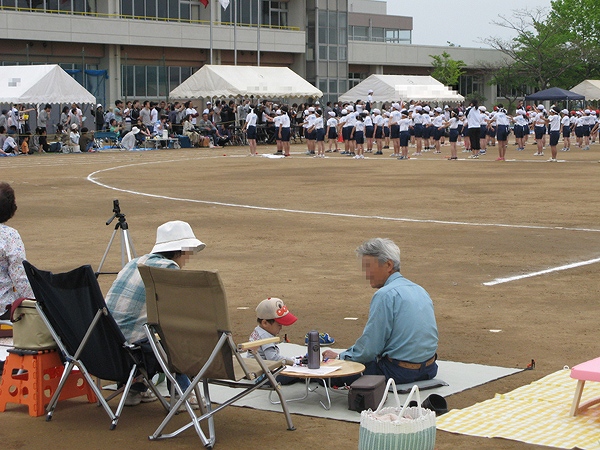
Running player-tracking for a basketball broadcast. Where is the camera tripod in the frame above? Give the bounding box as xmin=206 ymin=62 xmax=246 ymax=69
xmin=96 ymin=199 xmax=137 ymax=276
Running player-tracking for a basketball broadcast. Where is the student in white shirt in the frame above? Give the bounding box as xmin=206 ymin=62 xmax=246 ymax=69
xmin=242 ymin=106 xmax=258 ymax=156
xmin=546 ymin=107 xmax=561 ymax=162
xmin=352 ymin=113 xmax=366 ymax=159
xmin=560 ymin=109 xmax=571 ymax=152
xmin=326 ymin=111 xmax=339 ymax=153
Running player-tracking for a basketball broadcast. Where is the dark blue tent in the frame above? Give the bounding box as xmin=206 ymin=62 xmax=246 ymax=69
xmin=525 ymin=87 xmax=585 ymax=101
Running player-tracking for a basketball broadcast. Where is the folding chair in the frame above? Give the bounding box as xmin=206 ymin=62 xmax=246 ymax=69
xmin=22 ymin=261 xmax=169 ymax=429
xmin=139 ymin=265 xmax=295 ymax=448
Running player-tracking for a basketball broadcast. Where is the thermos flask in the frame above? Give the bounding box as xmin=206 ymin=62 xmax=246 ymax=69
xmin=307 ymin=330 xmax=320 ymax=369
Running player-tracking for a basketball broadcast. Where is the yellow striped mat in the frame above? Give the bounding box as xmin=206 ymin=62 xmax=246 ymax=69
xmin=436 ymin=368 xmax=600 ymax=449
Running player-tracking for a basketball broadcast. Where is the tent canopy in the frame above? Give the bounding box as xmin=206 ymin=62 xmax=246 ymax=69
xmin=0 ymin=65 xmax=95 ymax=105
xmin=570 ymin=80 xmax=600 ymax=101
xmin=339 ymin=74 xmax=464 ymax=103
xmin=170 ymin=65 xmax=322 ymax=100
xmin=524 ymin=87 xmax=584 ymax=102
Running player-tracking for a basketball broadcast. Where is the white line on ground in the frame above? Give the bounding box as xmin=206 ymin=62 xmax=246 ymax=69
xmin=86 ymin=161 xmax=600 ymax=234
xmin=483 ymin=257 xmax=600 ymax=286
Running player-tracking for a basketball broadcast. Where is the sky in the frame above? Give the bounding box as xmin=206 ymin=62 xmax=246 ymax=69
xmin=384 ymin=0 xmax=553 ymax=48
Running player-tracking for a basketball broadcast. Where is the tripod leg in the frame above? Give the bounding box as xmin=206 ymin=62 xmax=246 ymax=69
xmin=122 ymin=229 xmax=137 ymax=261
xmin=97 ymin=229 xmax=120 ymax=274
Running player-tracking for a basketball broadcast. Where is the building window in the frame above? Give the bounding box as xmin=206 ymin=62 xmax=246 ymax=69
xmin=121 ymin=65 xmax=195 ymax=99
xmin=318 ymin=10 xmax=347 ymax=62
xmin=221 ymin=0 xmax=287 ymax=27
xmin=350 ymin=26 xmax=411 ymax=44
xmin=350 ymin=26 xmax=368 ymax=41
xmin=459 ymin=75 xmax=484 ymax=97
xmin=348 ymin=72 xmax=364 ymax=89
xmin=0 ymin=0 xmax=95 ymax=13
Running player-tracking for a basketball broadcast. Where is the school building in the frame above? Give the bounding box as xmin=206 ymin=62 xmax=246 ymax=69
xmin=0 ymin=0 xmax=505 ymax=106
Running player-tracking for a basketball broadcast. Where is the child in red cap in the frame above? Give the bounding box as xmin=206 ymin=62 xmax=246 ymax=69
xmin=249 ymin=297 xmax=297 ymax=364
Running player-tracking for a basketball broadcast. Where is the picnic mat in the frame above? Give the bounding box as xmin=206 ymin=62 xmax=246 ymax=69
xmin=436 ymin=368 xmax=600 ymax=449
xmin=203 ymin=343 xmax=522 ymax=423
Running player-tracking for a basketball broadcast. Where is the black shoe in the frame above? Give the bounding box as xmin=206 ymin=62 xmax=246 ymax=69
xmin=421 ymin=394 xmax=448 ymax=416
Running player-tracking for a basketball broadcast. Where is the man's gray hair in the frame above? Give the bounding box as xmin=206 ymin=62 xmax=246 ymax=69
xmin=356 ymin=238 xmax=401 ymax=272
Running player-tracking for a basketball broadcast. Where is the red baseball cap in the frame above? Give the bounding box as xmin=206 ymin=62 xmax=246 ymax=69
xmin=256 ymin=298 xmax=297 ymax=326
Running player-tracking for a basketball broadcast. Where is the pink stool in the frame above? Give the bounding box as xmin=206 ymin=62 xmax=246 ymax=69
xmin=570 ymin=357 xmax=600 ymax=416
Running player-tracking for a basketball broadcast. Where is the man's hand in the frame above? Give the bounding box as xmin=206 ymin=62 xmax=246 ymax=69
xmin=322 ymin=349 xmax=338 ymax=361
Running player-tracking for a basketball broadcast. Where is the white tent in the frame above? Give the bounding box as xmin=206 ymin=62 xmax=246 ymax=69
xmin=0 ymin=65 xmax=95 ymax=105
xmin=170 ymin=65 xmax=322 ymax=100
xmin=570 ymin=80 xmax=600 ymax=101
xmin=339 ymin=74 xmax=464 ymax=103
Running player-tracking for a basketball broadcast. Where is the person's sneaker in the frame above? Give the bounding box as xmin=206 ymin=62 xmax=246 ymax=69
xmin=479 ymin=149 xmax=486 ymax=155
xmin=397 ymin=156 xmax=405 ymax=160
xmin=468 ymin=154 xmax=478 ymax=159
xmin=547 ymin=158 xmax=557 ymax=162
xmin=375 ymin=151 xmax=383 ymax=155
xmin=533 ymin=152 xmax=544 ymax=156
xmin=140 ymin=389 xmax=158 ymax=403
xmin=125 ymin=391 xmax=142 ymax=406
xmin=174 ymin=393 xmax=200 ymax=411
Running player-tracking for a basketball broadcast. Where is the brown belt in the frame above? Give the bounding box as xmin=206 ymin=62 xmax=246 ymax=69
xmin=387 ymin=355 xmax=436 ymax=370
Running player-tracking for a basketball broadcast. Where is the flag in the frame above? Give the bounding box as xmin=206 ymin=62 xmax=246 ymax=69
xmin=219 ymin=0 xmax=230 ymax=8
xmin=199 ymin=0 xmax=208 ymax=7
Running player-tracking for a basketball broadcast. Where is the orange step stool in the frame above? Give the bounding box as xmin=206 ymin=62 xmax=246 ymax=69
xmin=0 ymin=348 xmax=97 ymax=417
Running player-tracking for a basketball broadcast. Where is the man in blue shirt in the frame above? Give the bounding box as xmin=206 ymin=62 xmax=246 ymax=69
xmin=323 ymin=238 xmax=438 ymax=384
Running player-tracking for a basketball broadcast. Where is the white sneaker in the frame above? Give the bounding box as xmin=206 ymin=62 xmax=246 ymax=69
xmin=174 ymin=393 xmax=200 ymax=411
xmin=125 ymin=389 xmax=157 ymax=406
xmin=547 ymin=158 xmax=557 ymax=162
xmin=533 ymin=152 xmax=544 ymax=156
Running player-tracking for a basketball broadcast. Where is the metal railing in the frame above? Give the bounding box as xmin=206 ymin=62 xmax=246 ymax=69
xmin=0 ymin=5 xmax=300 ymax=30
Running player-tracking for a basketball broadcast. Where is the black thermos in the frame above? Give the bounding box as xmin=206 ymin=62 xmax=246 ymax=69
xmin=307 ymin=330 xmax=320 ymax=369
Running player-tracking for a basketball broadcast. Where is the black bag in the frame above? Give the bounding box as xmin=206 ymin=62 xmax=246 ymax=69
xmin=348 ymin=375 xmax=387 ymax=412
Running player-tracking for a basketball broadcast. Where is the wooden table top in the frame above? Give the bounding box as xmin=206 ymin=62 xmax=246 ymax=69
xmin=283 ymin=359 xmax=365 ymax=379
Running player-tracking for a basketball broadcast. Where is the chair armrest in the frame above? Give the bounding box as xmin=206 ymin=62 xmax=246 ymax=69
xmin=238 ymin=337 xmax=280 ymax=351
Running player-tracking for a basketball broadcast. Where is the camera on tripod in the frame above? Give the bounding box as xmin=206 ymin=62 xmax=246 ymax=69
xmin=97 ymin=199 xmax=136 ymax=276
xmin=106 ymin=199 xmax=126 ymax=226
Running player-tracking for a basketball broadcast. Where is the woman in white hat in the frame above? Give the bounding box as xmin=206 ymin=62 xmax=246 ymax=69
xmin=105 ymin=220 xmax=205 ymax=406
xmin=68 ymin=123 xmax=81 ymax=153
xmin=120 ymin=126 xmax=140 ymax=151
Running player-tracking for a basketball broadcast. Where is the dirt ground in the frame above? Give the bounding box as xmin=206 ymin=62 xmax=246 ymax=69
xmin=2 ymin=139 xmax=600 ymax=450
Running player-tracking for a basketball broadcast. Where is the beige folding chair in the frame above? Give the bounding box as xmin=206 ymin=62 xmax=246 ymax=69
xmin=138 ymin=265 xmax=295 ymax=448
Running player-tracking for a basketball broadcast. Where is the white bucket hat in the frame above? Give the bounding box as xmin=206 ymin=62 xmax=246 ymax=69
xmin=151 ymin=221 xmax=206 ymax=254
xmin=131 ymin=126 xmax=140 ymax=134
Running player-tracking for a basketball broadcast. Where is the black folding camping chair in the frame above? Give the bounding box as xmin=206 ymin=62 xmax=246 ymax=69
xmin=23 ymin=261 xmax=169 ymax=429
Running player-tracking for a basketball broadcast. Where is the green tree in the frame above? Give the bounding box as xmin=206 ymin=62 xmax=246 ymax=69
xmin=548 ymin=0 xmax=600 ymax=82
xmin=485 ymin=7 xmax=600 ymax=91
xmin=429 ymin=51 xmax=466 ymax=87
xmin=481 ymin=59 xmax=530 ymax=109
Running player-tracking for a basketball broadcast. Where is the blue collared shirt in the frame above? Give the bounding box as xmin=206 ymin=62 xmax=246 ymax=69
xmin=339 ymin=272 xmax=438 ymax=364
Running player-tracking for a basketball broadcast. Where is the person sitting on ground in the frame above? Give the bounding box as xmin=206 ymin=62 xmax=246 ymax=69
xmin=2 ymin=127 xmax=19 ymax=155
xmin=120 ymin=126 xmax=139 ymax=151
xmin=322 ymin=238 xmax=439 ymax=385
xmin=105 ymin=220 xmax=206 ymax=406
xmin=78 ymin=127 xmax=95 ymax=152
xmin=20 ymin=134 xmax=30 ymax=155
xmin=248 ymin=297 xmax=298 ymax=384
